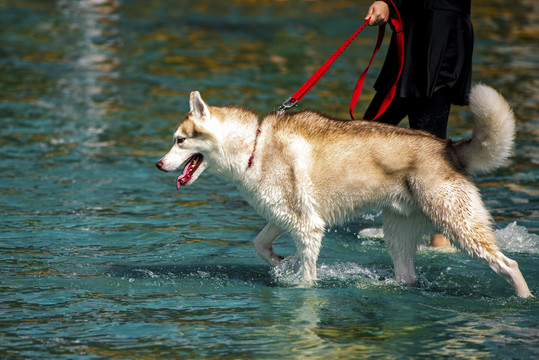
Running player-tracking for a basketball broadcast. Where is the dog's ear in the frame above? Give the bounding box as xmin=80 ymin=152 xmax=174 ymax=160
xmin=189 ymin=91 xmax=210 ymax=120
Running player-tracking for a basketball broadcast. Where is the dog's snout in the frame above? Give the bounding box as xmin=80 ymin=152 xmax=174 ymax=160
xmin=156 ymin=159 xmax=164 ymax=171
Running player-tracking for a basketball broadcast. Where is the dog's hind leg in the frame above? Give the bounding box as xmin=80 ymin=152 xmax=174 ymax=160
xmin=412 ymin=177 xmax=532 ymax=297
xmin=383 ymin=209 xmax=432 ymax=284
xmin=254 ymin=222 xmax=285 ymax=266
xmin=488 ymin=253 xmax=532 ymax=298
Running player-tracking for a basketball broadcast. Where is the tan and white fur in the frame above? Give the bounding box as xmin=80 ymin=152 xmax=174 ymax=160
xmin=156 ymin=84 xmax=532 ymax=298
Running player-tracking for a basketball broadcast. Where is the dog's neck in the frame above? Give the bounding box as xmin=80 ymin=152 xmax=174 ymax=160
xmin=208 ymin=111 xmax=261 ymax=180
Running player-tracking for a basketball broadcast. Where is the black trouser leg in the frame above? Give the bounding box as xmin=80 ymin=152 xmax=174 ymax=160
xmin=363 ymin=88 xmax=451 ymax=139
xmin=408 ymin=89 xmax=451 ymax=139
xmin=363 ymin=91 xmax=408 ymax=125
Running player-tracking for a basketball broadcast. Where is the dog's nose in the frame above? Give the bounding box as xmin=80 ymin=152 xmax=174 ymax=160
xmin=156 ymin=160 xmax=164 ymax=170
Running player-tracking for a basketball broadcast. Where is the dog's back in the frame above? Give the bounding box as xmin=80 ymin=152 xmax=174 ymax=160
xmin=255 ymin=108 xmax=455 ymax=221
xmin=256 ymin=85 xmax=515 ymax=221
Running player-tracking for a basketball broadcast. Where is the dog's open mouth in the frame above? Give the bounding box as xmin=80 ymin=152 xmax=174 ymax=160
xmin=177 ymin=153 xmax=204 ymax=190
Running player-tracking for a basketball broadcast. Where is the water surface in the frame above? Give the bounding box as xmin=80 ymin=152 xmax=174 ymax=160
xmin=1 ymin=0 xmax=538 ymax=358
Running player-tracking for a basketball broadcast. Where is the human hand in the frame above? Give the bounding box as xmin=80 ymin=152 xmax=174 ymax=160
xmin=365 ymin=1 xmax=390 ymax=26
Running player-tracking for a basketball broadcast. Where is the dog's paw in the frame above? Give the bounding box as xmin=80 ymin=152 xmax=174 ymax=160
xmin=270 ymin=255 xmax=318 ymax=287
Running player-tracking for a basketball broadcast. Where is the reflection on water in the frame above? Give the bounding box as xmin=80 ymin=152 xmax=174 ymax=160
xmin=56 ymin=0 xmax=121 ymax=119
xmin=0 ymin=0 xmax=537 ymax=358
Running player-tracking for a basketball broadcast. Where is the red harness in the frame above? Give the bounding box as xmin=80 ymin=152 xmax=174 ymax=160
xmin=277 ymin=0 xmax=404 ymax=120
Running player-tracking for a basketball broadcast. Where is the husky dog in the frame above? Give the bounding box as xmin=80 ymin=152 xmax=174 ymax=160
xmin=156 ymin=85 xmax=531 ymax=298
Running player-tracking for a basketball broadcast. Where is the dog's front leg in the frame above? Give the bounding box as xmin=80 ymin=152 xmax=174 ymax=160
xmin=254 ymin=222 xmax=284 ymax=266
xmin=293 ymin=230 xmax=323 ymax=283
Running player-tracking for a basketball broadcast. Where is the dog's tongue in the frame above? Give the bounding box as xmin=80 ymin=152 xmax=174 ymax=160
xmin=176 ymin=154 xmax=202 ymax=190
xmin=176 ymin=163 xmax=190 ymax=190
xmin=176 ymin=158 xmax=192 ymax=190
xmin=176 ymin=170 xmax=189 ymax=190
xmin=176 ymin=176 xmax=183 ymax=190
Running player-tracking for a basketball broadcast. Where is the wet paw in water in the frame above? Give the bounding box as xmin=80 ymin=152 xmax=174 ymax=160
xmin=271 ymin=256 xmax=392 ymax=288
xmin=271 ymin=255 xmax=303 ymax=286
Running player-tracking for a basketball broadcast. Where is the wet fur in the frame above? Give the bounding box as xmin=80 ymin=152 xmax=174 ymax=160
xmin=156 ymin=85 xmax=531 ymax=297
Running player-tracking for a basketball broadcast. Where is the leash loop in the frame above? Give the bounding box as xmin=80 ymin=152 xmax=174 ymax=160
xmin=352 ymin=0 xmax=404 ymax=120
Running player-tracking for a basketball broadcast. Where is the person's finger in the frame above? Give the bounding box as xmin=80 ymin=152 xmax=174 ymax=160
xmin=365 ymin=5 xmax=375 ymax=23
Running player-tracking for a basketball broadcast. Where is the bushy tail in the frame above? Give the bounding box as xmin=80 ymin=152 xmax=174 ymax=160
xmin=454 ymin=84 xmax=516 ymax=174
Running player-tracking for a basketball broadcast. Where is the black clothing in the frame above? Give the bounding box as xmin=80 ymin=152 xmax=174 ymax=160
xmin=365 ymin=88 xmax=451 ymax=139
xmin=374 ymin=0 xmax=474 ymax=105
xmin=364 ymin=0 xmax=474 ymax=139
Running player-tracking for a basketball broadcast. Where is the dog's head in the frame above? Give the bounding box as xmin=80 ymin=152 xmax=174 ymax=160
xmin=156 ymin=91 xmax=215 ymax=190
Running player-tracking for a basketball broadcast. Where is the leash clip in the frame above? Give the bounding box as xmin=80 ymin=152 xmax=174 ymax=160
xmin=277 ymin=97 xmax=298 ymax=115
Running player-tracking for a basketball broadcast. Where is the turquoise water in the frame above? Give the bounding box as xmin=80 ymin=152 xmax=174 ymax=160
xmin=1 ymin=0 xmax=538 ymax=358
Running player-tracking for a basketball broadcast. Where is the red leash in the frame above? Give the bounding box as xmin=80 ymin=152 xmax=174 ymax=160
xmin=277 ymin=0 xmax=404 ymax=121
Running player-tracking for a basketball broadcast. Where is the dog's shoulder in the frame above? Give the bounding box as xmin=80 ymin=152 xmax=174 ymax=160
xmin=263 ymin=110 xmax=358 ymax=135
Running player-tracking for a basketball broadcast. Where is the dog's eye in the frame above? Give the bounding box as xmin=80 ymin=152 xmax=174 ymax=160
xmin=176 ymin=137 xmax=186 ymax=145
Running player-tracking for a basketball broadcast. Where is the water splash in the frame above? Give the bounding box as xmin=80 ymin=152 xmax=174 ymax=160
xmin=357 ymin=227 xmax=384 ymax=239
xmin=495 ymin=221 xmax=539 ymax=254
xmin=271 ymin=255 xmax=302 ymax=286
xmin=272 ymin=222 xmax=537 ymax=289
xmin=356 ymin=222 xmax=538 ymax=255
xmin=271 ymin=255 xmax=392 ymax=287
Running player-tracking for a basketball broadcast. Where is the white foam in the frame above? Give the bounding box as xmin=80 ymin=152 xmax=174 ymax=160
xmin=270 ymin=255 xmax=302 ymax=286
xmin=357 ymin=227 xmax=384 ymax=239
xmin=495 ymin=221 xmax=539 ymax=254
xmin=271 ymin=256 xmax=388 ymax=287
xmin=317 ymin=262 xmax=382 ymax=282
xmin=271 ymin=222 xmax=537 ymax=287
xmin=355 ymin=223 xmax=538 ymax=254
